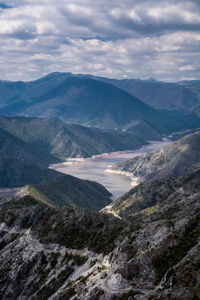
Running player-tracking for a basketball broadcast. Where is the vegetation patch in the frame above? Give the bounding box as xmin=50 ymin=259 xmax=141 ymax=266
xmin=152 ymin=214 xmax=200 ymax=282
xmin=35 ymin=266 xmax=74 ymax=299
xmin=118 ymin=289 xmax=142 ymax=299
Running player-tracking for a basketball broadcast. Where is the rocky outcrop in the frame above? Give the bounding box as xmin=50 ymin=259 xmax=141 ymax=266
xmin=1 ymin=169 xmax=200 ymax=299
xmin=111 ymin=131 xmax=200 ymax=183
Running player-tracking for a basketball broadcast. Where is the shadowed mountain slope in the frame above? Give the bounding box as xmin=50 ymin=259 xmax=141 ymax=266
xmin=0 ymin=159 xmax=62 ymax=188
xmin=0 ymin=73 xmax=199 ymax=135
xmin=0 ymin=127 xmax=59 ymax=167
xmin=18 ymin=174 xmax=112 ymax=211
xmin=97 ymin=77 xmax=200 ymax=113
xmin=0 ymin=115 xmax=149 ymax=159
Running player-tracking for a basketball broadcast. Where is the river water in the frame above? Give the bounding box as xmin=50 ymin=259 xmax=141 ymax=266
xmin=50 ymin=140 xmax=169 ymax=199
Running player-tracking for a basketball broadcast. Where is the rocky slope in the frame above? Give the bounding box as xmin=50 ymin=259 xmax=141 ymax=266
xmin=0 ymin=169 xmax=199 ymax=299
xmin=110 ymin=131 xmax=200 ymax=184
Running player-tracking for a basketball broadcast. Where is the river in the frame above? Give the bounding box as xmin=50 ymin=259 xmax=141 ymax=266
xmin=50 ymin=140 xmax=169 ymax=199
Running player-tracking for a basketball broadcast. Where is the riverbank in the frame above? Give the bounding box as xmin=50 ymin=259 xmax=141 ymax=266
xmin=105 ymin=168 xmax=141 ymax=187
xmin=50 ymin=139 xmax=170 ymax=199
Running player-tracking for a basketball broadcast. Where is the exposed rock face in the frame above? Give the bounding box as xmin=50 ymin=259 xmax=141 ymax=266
xmin=111 ymin=131 xmax=200 ymax=183
xmin=103 ymin=170 xmax=200 ymax=218
xmin=1 ymin=170 xmax=200 ymax=299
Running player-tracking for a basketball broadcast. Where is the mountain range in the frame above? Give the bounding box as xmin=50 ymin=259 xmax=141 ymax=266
xmin=0 ymin=73 xmax=199 ymax=135
xmin=0 ymin=115 xmax=149 ymax=160
xmin=0 ymin=72 xmax=200 ymax=299
xmin=0 ymin=114 xmax=151 ymax=188
xmin=96 ymin=76 xmax=200 ymax=114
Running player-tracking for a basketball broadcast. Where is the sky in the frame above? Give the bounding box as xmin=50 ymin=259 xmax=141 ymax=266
xmin=0 ymin=0 xmax=200 ymax=82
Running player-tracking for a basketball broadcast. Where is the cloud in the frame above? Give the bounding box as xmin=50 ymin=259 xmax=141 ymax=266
xmin=0 ymin=3 xmax=12 ymax=9
xmin=0 ymin=0 xmax=200 ymax=81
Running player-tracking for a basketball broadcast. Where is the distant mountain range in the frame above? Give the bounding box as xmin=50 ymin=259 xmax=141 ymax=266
xmin=95 ymin=76 xmax=200 ymax=114
xmin=0 ymin=73 xmax=199 ymax=135
xmin=0 ymin=71 xmax=200 ymax=298
xmin=110 ymin=131 xmax=200 ymax=183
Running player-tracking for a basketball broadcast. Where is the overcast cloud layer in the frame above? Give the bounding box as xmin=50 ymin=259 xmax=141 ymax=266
xmin=0 ymin=0 xmax=200 ymax=81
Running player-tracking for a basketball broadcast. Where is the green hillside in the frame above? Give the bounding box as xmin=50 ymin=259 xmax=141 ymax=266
xmin=18 ymin=174 xmax=112 ymax=211
xmin=0 ymin=115 xmax=149 ymax=159
xmin=0 ymin=159 xmax=62 ymax=188
xmin=0 ymin=127 xmax=59 ymax=167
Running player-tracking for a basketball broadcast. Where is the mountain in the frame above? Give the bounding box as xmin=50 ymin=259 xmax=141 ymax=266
xmin=75 ymin=73 xmax=200 ymax=114
xmin=0 ymin=159 xmax=63 ymax=188
xmin=103 ymin=169 xmax=200 ymax=219
xmin=110 ymin=131 xmax=200 ymax=184
xmin=0 ymin=115 xmax=150 ymax=159
xmin=0 ymin=169 xmax=199 ymax=299
xmin=0 ymin=126 xmax=62 ymax=187
xmin=177 ymin=80 xmax=200 ymax=116
xmin=0 ymin=127 xmax=59 ymax=167
xmin=0 ymin=73 xmax=199 ymax=135
xmin=18 ymin=174 xmax=112 ymax=211
xmin=96 ymin=77 xmax=200 ymax=113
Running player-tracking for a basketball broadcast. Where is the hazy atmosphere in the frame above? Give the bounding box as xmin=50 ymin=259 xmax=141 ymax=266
xmin=0 ymin=0 xmax=200 ymax=81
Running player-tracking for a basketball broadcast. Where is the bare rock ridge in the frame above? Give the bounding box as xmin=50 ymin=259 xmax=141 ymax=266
xmin=0 ymin=169 xmax=200 ymax=299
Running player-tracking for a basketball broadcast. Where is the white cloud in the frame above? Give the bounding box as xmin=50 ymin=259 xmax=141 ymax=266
xmin=0 ymin=0 xmax=199 ymax=81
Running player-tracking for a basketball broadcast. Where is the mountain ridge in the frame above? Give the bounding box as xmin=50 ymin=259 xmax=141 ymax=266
xmin=0 ymin=73 xmax=199 ymax=135
xmin=110 ymin=131 xmax=200 ymax=184
xmin=0 ymin=168 xmax=199 ymax=299
xmin=0 ymin=115 xmax=150 ymax=159
xmin=18 ymin=174 xmax=112 ymax=211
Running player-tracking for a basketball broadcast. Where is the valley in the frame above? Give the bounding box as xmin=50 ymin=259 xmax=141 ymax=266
xmin=1 ymin=0 xmax=200 ymax=297
xmin=50 ymin=140 xmax=169 ymax=198
xmin=0 ymin=72 xmax=199 ymax=300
